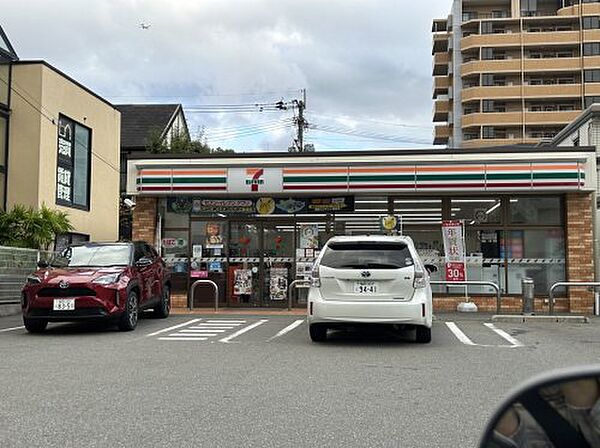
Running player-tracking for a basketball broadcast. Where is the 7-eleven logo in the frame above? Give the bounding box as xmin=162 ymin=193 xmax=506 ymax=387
xmin=245 ymin=168 xmax=265 ymax=192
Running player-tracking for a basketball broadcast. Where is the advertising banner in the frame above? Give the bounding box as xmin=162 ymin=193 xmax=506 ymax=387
xmin=269 ymin=268 xmax=288 ymax=301
xmin=442 ymin=220 xmax=466 ymax=282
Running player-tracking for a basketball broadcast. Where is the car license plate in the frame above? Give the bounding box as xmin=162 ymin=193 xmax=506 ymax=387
xmin=53 ymin=298 xmax=75 ymax=311
xmin=354 ymin=281 xmax=378 ymax=294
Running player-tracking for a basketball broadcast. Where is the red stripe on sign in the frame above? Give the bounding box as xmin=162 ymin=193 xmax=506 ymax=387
xmin=138 ymin=186 xmax=171 ymax=191
xmin=172 ymin=186 xmax=227 ymax=191
xmin=417 ymin=183 xmax=486 ymax=189
xmin=350 ymin=184 xmax=416 ymax=189
xmin=283 ymin=185 xmax=348 ymax=190
xmin=531 ymin=182 xmax=581 ymax=188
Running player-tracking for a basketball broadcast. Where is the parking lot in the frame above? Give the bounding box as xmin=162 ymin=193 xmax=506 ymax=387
xmin=1 ymin=312 xmax=599 ymax=447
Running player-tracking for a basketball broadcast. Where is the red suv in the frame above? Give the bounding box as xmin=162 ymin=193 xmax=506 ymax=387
xmin=21 ymin=241 xmax=171 ymax=333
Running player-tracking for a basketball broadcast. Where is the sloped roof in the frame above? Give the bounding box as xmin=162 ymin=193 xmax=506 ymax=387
xmin=0 ymin=24 xmax=18 ymax=61
xmin=115 ymin=104 xmax=182 ymax=149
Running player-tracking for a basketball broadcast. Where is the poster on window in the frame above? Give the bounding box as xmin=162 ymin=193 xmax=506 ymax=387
xmin=442 ymin=220 xmax=466 ymax=282
xmin=300 ymin=225 xmax=319 ymax=249
xmin=269 ymin=268 xmax=288 ymax=301
xmin=233 ymin=269 xmax=253 ymax=295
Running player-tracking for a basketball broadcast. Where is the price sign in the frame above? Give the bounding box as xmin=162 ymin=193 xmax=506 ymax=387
xmin=442 ymin=220 xmax=466 ymax=283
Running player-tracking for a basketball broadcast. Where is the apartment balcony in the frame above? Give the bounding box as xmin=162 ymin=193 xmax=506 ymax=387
xmin=461 ymin=33 xmax=521 ymax=51
xmin=433 ymin=52 xmax=450 ymax=75
xmin=523 ymin=57 xmax=580 ymax=72
xmin=584 ymin=30 xmax=600 ymax=42
xmin=462 ymin=111 xmax=522 ymax=128
xmin=433 ymin=32 xmax=449 ymax=53
xmin=524 ymin=110 xmax=580 ymax=125
xmin=461 ymin=138 xmax=538 ymax=149
xmin=585 ymin=83 xmax=600 ymax=96
xmin=583 ymin=56 xmax=600 ymax=69
xmin=523 ymin=83 xmax=582 ymax=98
xmin=434 ymin=125 xmax=450 ymax=145
xmin=462 ymin=85 xmax=521 ymax=102
xmin=522 ymin=30 xmax=579 ymax=46
xmin=558 ymin=2 xmax=600 ymax=16
xmin=461 ymin=59 xmax=521 ymax=77
xmin=433 ymin=76 xmax=450 ymax=99
xmin=433 ymin=99 xmax=450 ymax=122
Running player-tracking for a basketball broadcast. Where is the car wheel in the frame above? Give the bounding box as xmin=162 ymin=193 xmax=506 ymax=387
xmin=309 ymin=324 xmax=327 ymax=342
xmin=153 ymin=285 xmax=170 ymax=319
xmin=23 ymin=318 xmax=48 ymax=333
xmin=118 ymin=291 xmax=139 ymax=331
xmin=415 ymin=326 xmax=432 ymax=344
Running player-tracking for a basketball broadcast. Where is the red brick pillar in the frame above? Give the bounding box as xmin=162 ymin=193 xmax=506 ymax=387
xmin=132 ymin=197 xmax=158 ymax=246
xmin=565 ymin=193 xmax=594 ymax=314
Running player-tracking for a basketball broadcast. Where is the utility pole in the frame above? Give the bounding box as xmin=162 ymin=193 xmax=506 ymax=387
xmin=296 ymin=89 xmax=307 ymax=152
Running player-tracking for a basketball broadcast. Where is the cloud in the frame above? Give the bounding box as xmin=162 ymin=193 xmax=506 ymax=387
xmin=3 ymin=0 xmax=450 ymax=150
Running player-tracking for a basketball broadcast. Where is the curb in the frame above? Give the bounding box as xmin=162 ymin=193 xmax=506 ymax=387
xmin=492 ymin=315 xmax=589 ymax=323
xmin=171 ymin=308 xmax=306 ymax=316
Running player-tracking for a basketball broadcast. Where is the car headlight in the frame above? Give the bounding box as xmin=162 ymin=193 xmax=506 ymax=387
xmin=93 ymin=273 xmax=122 ymax=285
xmin=26 ymin=275 xmax=42 ymax=285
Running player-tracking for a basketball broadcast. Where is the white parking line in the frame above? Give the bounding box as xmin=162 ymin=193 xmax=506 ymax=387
xmin=268 ymin=320 xmax=304 ymax=341
xmin=177 ymin=330 xmax=218 ymax=336
xmin=0 ymin=326 xmax=25 ymax=333
xmin=445 ymin=322 xmax=476 ymax=346
xmin=219 ymin=319 xmax=268 ymax=343
xmin=193 ymin=323 xmax=243 ymax=327
xmin=186 ymin=328 xmax=227 ymax=333
xmin=146 ymin=319 xmax=202 ymax=337
xmin=484 ymin=323 xmax=524 ymax=347
xmin=206 ymin=320 xmax=246 ymax=324
xmin=158 ymin=337 xmax=208 ymax=341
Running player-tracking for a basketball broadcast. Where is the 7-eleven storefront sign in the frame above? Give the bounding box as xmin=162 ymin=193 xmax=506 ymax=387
xmin=442 ymin=220 xmax=466 ymax=282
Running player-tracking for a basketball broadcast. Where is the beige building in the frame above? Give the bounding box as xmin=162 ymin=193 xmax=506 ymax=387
xmin=433 ymin=0 xmax=600 ymax=148
xmin=6 ymin=61 xmax=121 ymax=246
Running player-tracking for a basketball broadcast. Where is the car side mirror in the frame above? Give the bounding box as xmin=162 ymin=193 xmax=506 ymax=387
xmin=424 ymin=264 xmax=438 ymax=274
xmin=479 ymin=366 xmax=600 ymax=448
xmin=37 ymin=260 xmax=49 ymax=269
xmin=136 ymin=257 xmax=153 ymax=268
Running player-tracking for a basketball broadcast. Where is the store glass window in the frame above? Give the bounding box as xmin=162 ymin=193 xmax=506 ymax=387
xmin=452 ymin=198 xmax=502 ymax=224
xmin=510 ymin=197 xmax=562 ymax=225
xmin=505 ymin=229 xmax=565 ymax=294
xmin=464 ymin=229 xmax=506 ymax=294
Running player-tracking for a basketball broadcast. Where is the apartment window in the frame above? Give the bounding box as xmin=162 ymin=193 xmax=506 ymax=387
xmin=557 ymin=77 xmax=575 ymax=84
xmin=56 ymin=115 xmax=91 ymax=210
xmin=558 ymin=104 xmax=575 ymax=111
xmin=482 ymin=127 xmax=497 ymax=139
xmin=585 ymin=96 xmax=600 ymax=107
xmin=463 ymin=11 xmax=478 ymax=21
xmin=482 ymin=100 xmax=506 ymax=113
xmin=482 ymin=48 xmax=493 ymax=60
xmin=482 ymin=74 xmax=494 ymax=86
xmin=491 ymin=10 xmax=508 ymax=19
xmin=521 ymin=0 xmax=538 ymax=15
xmin=557 ymin=51 xmax=574 ymax=58
xmin=585 ymin=69 xmax=600 ymax=82
xmin=529 ymin=51 xmax=542 ymax=59
xmin=583 ymin=16 xmax=600 ymax=29
xmin=481 ymin=22 xmax=492 ymax=34
xmin=584 ymin=43 xmax=600 ymax=56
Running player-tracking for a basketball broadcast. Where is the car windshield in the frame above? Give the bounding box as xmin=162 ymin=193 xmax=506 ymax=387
xmin=52 ymin=245 xmax=131 ymax=268
xmin=320 ymin=242 xmax=414 ymax=270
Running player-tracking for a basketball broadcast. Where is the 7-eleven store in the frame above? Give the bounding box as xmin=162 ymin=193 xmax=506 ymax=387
xmin=126 ymin=147 xmax=597 ymax=314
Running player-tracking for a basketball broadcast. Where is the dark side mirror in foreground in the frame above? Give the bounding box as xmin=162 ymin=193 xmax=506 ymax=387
xmin=424 ymin=264 xmax=438 ymax=274
xmin=480 ymin=366 xmax=600 ymax=448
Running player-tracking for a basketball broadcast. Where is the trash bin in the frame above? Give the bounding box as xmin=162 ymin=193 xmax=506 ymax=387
xmin=522 ymin=277 xmax=534 ymax=315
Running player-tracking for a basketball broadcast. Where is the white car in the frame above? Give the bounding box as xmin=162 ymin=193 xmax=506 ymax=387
xmin=307 ymin=235 xmax=434 ymax=343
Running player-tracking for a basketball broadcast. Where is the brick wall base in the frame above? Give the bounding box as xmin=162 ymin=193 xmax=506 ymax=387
xmin=131 ymin=197 xmax=158 ymax=245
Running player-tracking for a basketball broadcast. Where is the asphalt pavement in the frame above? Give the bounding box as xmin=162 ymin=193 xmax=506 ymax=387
xmin=1 ymin=312 xmax=599 ymax=448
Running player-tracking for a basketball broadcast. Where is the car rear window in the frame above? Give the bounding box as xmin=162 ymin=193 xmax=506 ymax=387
xmin=319 ymin=242 xmax=414 ymax=270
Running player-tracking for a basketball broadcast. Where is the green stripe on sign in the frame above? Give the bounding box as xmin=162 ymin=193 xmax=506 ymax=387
xmin=349 ymin=174 xmax=414 ymax=182
xmin=283 ymin=176 xmax=348 ymax=183
xmin=416 ymin=173 xmax=485 ymax=181
xmin=172 ymin=177 xmax=227 ymax=184
xmin=486 ymin=173 xmax=531 ymax=181
xmin=532 ymin=172 xmax=580 ymax=180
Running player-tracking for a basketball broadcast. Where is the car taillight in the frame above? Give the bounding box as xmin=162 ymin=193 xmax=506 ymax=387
xmin=413 ymin=269 xmax=427 ymax=289
xmin=311 ymin=264 xmax=321 ymax=287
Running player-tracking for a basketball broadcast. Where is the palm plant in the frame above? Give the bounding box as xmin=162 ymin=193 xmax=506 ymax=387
xmin=0 ymin=204 xmax=73 ymax=250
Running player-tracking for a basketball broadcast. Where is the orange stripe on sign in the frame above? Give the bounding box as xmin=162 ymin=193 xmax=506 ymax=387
xmin=283 ymin=168 xmax=348 ymax=174
xmin=171 ymin=169 xmax=227 ymax=175
xmin=349 ymin=167 xmax=415 ymax=174
xmin=139 ymin=169 xmax=172 ymax=176
xmin=417 ymin=165 xmax=485 ymax=173
xmin=485 ymin=165 xmax=532 ymax=171
xmin=531 ymin=164 xmax=578 ymax=171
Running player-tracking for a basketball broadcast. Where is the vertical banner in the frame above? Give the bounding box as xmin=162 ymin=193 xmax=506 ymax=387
xmin=442 ymin=220 xmax=466 ymax=282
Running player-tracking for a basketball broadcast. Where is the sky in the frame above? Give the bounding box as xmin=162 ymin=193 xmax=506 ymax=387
xmin=3 ymin=0 xmax=450 ymax=152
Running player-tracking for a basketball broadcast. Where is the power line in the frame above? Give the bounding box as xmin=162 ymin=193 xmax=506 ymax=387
xmin=307 ymin=112 xmax=431 ymax=130
xmin=105 ymin=89 xmax=302 ymax=99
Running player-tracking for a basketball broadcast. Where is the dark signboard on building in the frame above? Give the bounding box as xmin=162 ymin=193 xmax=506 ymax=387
xmin=167 ymin=196 xmax=354 ymax=215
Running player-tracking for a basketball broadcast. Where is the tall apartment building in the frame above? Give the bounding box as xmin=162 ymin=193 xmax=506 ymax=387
xmin=433 ymin=0 xmax=600 ymax=148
